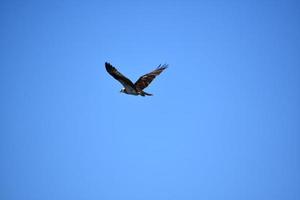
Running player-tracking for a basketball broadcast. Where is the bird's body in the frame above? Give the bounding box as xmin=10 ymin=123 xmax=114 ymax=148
xmin=105 ymin=62 xmax=168 ymax=96
xmin=121 ymin=87 xmax=139 ymax=95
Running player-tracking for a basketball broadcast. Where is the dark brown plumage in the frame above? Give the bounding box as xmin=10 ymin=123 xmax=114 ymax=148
xmin=105 ymin=62 xmax=168 ymax=96
xmin=134 ymin=64 xmax=168 ymax=91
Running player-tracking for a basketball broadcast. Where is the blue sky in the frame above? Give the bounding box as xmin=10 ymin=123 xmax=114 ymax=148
xmin=1 ymin=0 xmax=300 ymax=199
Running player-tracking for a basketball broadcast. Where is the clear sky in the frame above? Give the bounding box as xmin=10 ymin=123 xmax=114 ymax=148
xmin=1 ymin=0 xmax=300 ymax=199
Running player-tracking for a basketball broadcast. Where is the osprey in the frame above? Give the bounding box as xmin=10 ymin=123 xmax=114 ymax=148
xmin=105 ymin=62 xmax=168 ymax=96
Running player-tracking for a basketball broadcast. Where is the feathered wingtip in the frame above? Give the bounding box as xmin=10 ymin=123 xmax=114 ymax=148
xmin=105 ymin=62 xmax=112 ymax=68
xmin=105 ymin=62 xmax=117 ymax=74
xmin=156 ymin=63 xmax=168 ymax=70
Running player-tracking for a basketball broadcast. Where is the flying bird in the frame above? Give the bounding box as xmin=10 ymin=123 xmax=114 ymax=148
xmin=105 ymin=62 xmax=168 ymax=96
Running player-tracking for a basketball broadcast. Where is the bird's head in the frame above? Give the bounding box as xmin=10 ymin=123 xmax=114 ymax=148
xmin=120 ymin=88 xmax=125 ymax=93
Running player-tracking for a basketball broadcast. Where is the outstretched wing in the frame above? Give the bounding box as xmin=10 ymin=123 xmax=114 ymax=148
xmin=105 ymin=62 xmax=136 ymax=90
xmin=134 ymin=64 xmax=168 ymax=91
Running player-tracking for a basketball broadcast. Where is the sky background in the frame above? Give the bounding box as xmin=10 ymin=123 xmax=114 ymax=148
xmin=1 ymin=0 xmax=300 ymax=199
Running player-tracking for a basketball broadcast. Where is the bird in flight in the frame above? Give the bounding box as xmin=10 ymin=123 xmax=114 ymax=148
xmin=105 ymin=62 xmax=168 ymax=96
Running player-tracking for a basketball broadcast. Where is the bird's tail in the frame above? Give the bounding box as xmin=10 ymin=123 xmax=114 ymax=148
xmin=141 ymin=91 xmax=153 ymax=96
